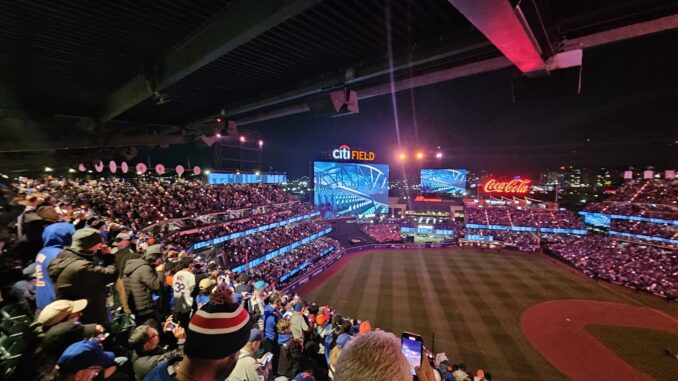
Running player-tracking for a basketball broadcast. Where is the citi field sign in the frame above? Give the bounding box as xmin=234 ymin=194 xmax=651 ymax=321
xmin=482 ymin=178 xmax=532 ymax=194
xmin=331 ymin=145 xmax=375 ymax=161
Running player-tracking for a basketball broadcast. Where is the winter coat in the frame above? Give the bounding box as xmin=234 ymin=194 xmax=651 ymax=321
xmin=48 ymin=248 xmax=117 ymax=324
xmin=263 ymin=304 xmax=280 ymax=341
xmin=132 ymin=346 xmax=182 ymax=380
xmin=124 ymin=258 xmax=164 ymax=317
xmin=226 ymin=347 xmax=267 ymax=381
xmin=35 ymin=222 xmax=75 ymax=309
xmin=277 ymin=333 xmax=302 ymax=378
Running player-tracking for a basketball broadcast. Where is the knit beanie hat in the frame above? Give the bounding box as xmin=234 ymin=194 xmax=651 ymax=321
xmin=70 ymin=227 xmax=102 ymax=253
xmin=185 ymin=283 xmax=250 ymax=359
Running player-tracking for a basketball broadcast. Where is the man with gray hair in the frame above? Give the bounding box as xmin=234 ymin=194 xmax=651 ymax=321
xmin=333 ymin=331 xmax=411 ymax=381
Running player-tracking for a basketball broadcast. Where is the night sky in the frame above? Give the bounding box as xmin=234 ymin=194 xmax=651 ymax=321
xmin=247 ymin=29 xmax=678 ymax=179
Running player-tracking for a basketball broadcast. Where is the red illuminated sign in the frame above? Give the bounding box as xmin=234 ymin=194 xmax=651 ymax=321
xmin=482 ymin=178 xmax=532 ymax=194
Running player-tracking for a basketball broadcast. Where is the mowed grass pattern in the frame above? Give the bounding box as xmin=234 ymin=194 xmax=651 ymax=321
xmin=302 ymin=249 xmax=676 ymax=381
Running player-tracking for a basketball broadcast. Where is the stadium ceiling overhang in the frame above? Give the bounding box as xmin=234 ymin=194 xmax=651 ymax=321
xmin=1 ymin=0 xmax=677 ymax=154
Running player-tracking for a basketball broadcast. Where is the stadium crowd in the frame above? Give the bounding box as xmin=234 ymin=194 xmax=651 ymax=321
xmin=464 ymin=206 xmax=584 ymax=229
xmin=0 ymin=176 xmax=493 ymax=381
xmin=218 ymin=219 xmax=332 ymax=269
xmin=610 ymin=220 xmax=678 ymax=241
xmin=464 ymin=229 xmax=539 ymax=250
xmin=543 ymin=234 xmax=677 ymax=299
xmin=606 ymin=179 xmax=678 ymax=205
xmin=163 ymin=203 xmax=315 ymax=248
xmin=359 ymin=224 xmax=402 ymax=243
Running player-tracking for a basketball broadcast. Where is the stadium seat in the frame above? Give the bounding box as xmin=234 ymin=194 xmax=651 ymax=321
xmin=0 ymin=316 xmax=31 ymax=336
xmin=0 ymin=304 xmax=29 ymax=320
xmin=0 ymin=334 xmax=26 ymax=359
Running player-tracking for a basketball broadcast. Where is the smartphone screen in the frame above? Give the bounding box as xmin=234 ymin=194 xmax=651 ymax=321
xmin=401 ymin=332 xmax=423 ymax=376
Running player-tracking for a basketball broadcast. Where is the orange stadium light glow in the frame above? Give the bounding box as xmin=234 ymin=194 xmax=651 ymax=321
xmin=398 ymin=152 xmax=407 ymax=161
xmin=416 ymin=152 xmax=424 ymax=160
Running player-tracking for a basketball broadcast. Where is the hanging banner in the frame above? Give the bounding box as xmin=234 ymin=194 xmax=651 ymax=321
xmin=643 ymin=170 xmax=653 ymax=179
xmin=121 ymin=162 xmax=129 ymax=174
xmin=94 ymin=161 xmax=104 ymax=173
xmin=193 ymin=166 xmax=201 ymax=175
xmin=109 ymin=161 xmax=117 ymax=173
xmin=136 ymin=163 xmax=147 ymax=174
xmin=155 ymin=164 xmax=165 ymax=175
xmin=176 ymin=165 xmax=185 ymax=176
xmin=623 ymin=170 xmax=633 ymax=179
xmin=78 ymin=163 xmax=86 ymax=172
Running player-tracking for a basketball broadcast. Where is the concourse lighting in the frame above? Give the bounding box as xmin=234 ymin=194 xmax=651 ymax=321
xmin=435 ymin=152 xmax=443 ymax=159
xmin=258 ymin=140 xmax=263 ymax=147
xmin=255 ymin=171 xmax=260 ymax=175
xmin=204 ymin=170 xmax=211 ymax=175
xmin=44 ymin=167 xmax=53 ymax=172
xmin=416 ymin=152 xmax=424 ymax=160
xmin=216 ymin=133 xmax=222 ymax=138
xmin=398 ymin=152 xmax=407 ymax=161
xmin=68 ymin=168 xmax=76 ymax=173
xmin=239 ymin=136 xmax=246 ymax=143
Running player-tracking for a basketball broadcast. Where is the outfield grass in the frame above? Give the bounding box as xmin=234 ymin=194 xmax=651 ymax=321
xmin=301 ymin=249 xmax=677 ymax=381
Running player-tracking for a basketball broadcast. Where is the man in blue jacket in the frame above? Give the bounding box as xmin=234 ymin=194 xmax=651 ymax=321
xmin=262 ymin=294 xmax=282 ymax=376
xmin=35 ymin=222 xmax=75 ymax=313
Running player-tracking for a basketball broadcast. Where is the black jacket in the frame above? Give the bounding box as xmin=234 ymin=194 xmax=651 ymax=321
xmin=124 ymin=258 xmax=164 ymax=316
xmin=114 ymin=247 xmax=138 ymax=278
xmin=48 ymin=248 xmax=117 ymax=324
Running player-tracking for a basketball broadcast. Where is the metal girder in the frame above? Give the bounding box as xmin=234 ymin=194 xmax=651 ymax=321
xmin=562 ymin=13 xmax=678 ymax=50
xmin=0 ymin=134 xmax=191 ymax=153
xmin=447 ymin=0 xmax=546 ymax=73
xmin=208 ymin=11 xmax=678 ymax=127
xmin=101 ymin=0 xmax=320 ymax=121
xmin=221 ymin=39 xmax=495 ymax=122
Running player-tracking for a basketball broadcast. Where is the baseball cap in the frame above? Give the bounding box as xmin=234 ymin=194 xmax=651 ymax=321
xmin=248 ymin=329 xmax=264 ymax=342
xmin=293 ymin=372 xmax=316 ymax=381
xmin=57 ymin=340 xmax=115 ymax=374
xmin=114 ymin=232 xmax=132 ymax=241
xmin=336 ymin=333 xmax=352 ymax=348
xmin=254 ymin=280 xmax=268 ymax=291
xmin=199 ymin=278 xmax=213 ymax=290
xmin=38 ymin=299 xmax=88 ymax=326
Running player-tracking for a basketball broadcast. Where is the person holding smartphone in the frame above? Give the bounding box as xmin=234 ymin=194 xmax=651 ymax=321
xmin=227 ymin=329 xmax=271 ymax=381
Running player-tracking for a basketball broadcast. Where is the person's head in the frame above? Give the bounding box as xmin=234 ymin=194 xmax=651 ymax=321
xmin=37 ymin=205 xmax=59 ymax=222
xmin=333 ymin=331 xmax=411 ymax=381
xmin=182 ymin=283 xmax=250 ymax=379
xmin=276 ymin=319 xmax=291 ymax=334
xmin=56 ymin=340 xmax=116 ymax=381
xmin=129 ymin=325 xmax=160 ymax=353
xmin=243 ymin=329 xmax=264 ymax=353
xmin=268 ymin=293 xmax=282 ymax=309
xmin=143 ymin=244 xmax=163 ymax=264
xmin=113 ymin=232 xmax=131 ymax=249
xmin=37 ymin=299 xmax=88 ymax=326
xmin=199 ymin=277 xmax=215 ymax=294
xmin=179 ymin=258 xmax=193 ymax=271
xmin=70 ymin=227 xmax=103 ymax=255
xmin=359 ymin=321 xmax=372 ymax=335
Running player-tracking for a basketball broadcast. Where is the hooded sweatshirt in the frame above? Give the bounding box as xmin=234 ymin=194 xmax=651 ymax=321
xmin=35 ymin=222 xmax=75 ymax=309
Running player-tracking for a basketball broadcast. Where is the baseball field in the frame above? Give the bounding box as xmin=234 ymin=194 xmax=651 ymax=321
xmin=298 ymin=248 xmax=678 ymax=381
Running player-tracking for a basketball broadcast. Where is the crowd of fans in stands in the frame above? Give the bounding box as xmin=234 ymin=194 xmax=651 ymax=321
xmin=1 ymin=176 xmax=493 ymax=381
xmin=585 ymin=179 xmax=678 ymax=220
xmin=464 ymin=229 xmax=539 ymax=250
xmin=465 ymin=206 xmax=584 ymax=229
xmin=163 ymin=203 xmax=315 ymax=248
xmin=218 ymin=219 xmax=331 ymax=269
xmin=611 ymin=220 xmax=678 ymax=240
xmin=543 ymin=234 xmax=676 ymax=299
xmin=359 ymin=224 xmax=402 ymax=243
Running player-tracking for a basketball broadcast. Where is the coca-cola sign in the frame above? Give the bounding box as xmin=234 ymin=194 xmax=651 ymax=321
xmin=482 ymin=178 xmax=532 ymax=194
